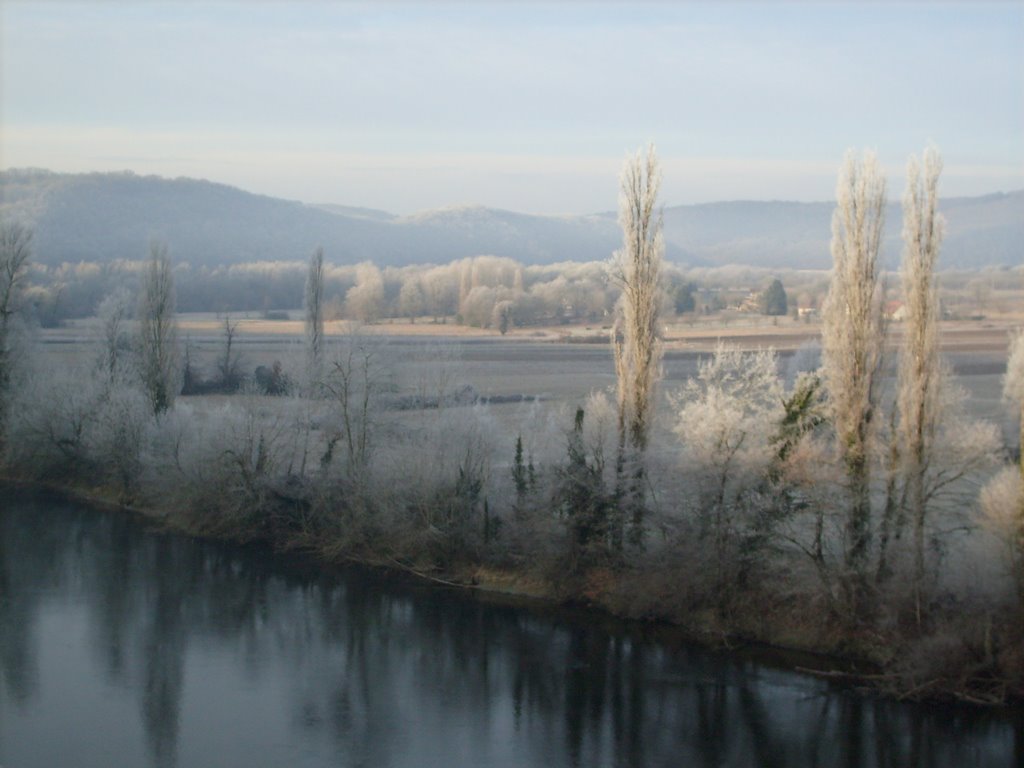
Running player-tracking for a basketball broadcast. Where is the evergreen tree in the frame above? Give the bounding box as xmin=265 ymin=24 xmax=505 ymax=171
xmin=674 ymin=282 xmax=696 ymax=314
xmin=761 ymin=279 xmax=788 ymax=316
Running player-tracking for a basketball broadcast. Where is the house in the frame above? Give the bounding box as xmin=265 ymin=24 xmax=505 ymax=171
xmin=739 ymin=291 xmax=762 ymax=313
xmin=885 ymin=300 xmax=908 ymax=321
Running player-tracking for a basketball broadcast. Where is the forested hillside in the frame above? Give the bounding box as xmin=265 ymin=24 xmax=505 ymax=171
xmin=3 ymin=169 xmax=1020 ymax=269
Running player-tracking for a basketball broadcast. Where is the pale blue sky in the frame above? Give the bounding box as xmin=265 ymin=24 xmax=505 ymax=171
xmin=2 ymin=1 xmax=1022 ymax=214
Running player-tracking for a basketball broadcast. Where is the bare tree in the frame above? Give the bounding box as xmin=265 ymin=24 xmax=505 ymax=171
xmin=896 ymin=147 xmax=945 ymax=614
xmin=821 ymin=150 xmax=887 ymax=591
xmin=138 ymin=242 xmax=179 ymax=415
xmin=321 ymin=325 xmax=388 ymax=479
xmin=217 ymin=315 xmax=243 ymax=392
xmin=305 ymin=247 xmax=325 ymax=390
xmin=0 ymin=222 xmax=33 ymax=449
xmin=96 ymin=287 xmax=134 ymax=382
xmin=0 ymin=222 xmax=32 ymax=436
xmin=0 ymin=223 xmax=31 ymax=329
xmin=609 ymin=144 xmax=664 ymax=546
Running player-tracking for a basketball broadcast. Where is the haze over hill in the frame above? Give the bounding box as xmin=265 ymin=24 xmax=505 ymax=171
xmin=2 ymin=169 xmax=1021 ymax=270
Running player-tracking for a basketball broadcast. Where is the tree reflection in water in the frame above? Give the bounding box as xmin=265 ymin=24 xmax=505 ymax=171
xmin=0 ymin=489 xmax=1019 ymax=768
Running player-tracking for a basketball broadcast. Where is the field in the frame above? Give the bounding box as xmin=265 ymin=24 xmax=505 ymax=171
xmin=36 ymin=311 xmax=1021 ymax=445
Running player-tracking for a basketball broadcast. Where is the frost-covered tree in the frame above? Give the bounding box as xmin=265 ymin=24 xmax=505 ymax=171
xmin=138 ymin=242 xmax=179 ymax=415
xmin=983 ymin=329 xmax=1024 ymax=604
xmin=92 ymin=378 xmax=151 ymax=498
xmin=980 ymin=467 xmax=1024 ymax=607
xmin=675 ymin=345 xmax=784 ymax=512
xmin=421 ymin=266 xmax=458 ymax=322
xmin=609 ymin=144 xmax=664 ymax=545
xmin=346 ymin=262 xmax=385 ymax=323
xmin=96 ymin=287 xmax=134 ymax=382
xmin=6 ymin=347 xmax=150 ymax=499
xmin=974 ymin=333 xmax=1024 ymax=610
xmin=398 ymin=276 xmax=426 ymax=322
xmin=305 ymin=247 xmax=325 ymax=389
xmin=155 ymin=396 xmax=295 ymax=530
xmin=896 ymin=147 xmax=945 ymax=606
xmin=0 ymin=222 xmax=32 ymax=449
xmin=461 ymin=285 xmax=500 ymax=328
xmin=821 ymin=150 xmax=887 ymax=586
xmin=674 ymin=344 xmax=784 ymax=590
xmin=6 ymin=363 xmax=103 ymax=476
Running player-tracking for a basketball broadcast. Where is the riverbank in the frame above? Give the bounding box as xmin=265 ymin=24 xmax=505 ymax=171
xmin=7 ymin=485 xmax=1019 ymax=768
xmin=5 ymin=477 xmax=1020 ymax=709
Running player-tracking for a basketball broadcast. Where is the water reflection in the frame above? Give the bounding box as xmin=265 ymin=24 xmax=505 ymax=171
xmin=0 ymin=488 xmax=1019 ymax=768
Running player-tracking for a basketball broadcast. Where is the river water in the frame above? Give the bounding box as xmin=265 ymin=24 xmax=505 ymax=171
xmin=0 ymin=488 xmax=1019 ymax=767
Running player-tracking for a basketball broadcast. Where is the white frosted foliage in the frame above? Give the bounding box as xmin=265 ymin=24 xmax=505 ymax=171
xmin=821 ymin=149 xmax=887 ymax=571
xmin=610 ymin=143 xmax=664 ymax=456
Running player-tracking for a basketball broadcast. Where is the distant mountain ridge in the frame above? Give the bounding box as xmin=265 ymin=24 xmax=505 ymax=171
xmin=2 ymin=168 xmax=1021 ymax=269
xmin=661 ymin=193 xmax=1024 ymax=269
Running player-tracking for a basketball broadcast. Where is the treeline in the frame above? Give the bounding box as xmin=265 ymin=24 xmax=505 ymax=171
xmin=22 ymin=255 xmax=809 ymax=329
xmin=20 ymin=253 xmax=1023 ymax=332
xmin=1 ymin=146 xmax=1022 ymax=704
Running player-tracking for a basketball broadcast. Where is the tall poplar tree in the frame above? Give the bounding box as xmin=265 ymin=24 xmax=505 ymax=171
xmin=138 ymin=241 xmax=179 ymax=415
xmin=821 ymin=150 xmax=887 ymax=596
xmin=305 ymin=246 xmax=325 ymax=391
xmin=610 ymin=144 xmax=664 ymax=546
xmin=896 ymin=147 xmax=944 ymax=613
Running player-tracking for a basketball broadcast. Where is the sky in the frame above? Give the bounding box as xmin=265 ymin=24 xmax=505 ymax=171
xmin=2 ymin=1 xmax=1022 ymax=215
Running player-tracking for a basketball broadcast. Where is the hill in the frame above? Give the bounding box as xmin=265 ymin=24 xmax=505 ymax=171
xmin=662 ymin=194 xmax=1024 ymax=269
xmin=1 ymin=169 xmax=1020 ymax=269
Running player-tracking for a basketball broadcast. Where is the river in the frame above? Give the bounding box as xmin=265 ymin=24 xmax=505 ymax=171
xmin=0 ymin=488 xmax=1019 ymax=767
